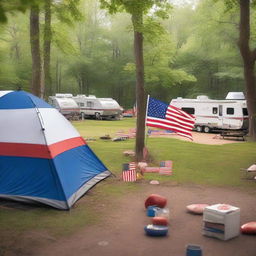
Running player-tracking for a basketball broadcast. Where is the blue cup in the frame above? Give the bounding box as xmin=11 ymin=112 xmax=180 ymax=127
xmin=186 ymin=244 xmax=202 ymax=256
xmin=147 ymin=205 xmax=159 ymax=217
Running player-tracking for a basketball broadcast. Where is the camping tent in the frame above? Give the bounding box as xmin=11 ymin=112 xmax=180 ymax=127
xmin=0 ymin=90 xmax=111 ymax=210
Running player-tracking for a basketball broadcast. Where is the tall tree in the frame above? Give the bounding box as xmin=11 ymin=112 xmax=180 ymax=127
xmin=132 ymin=5 xmax=146 ymax=162
xmin=30 ymin=3 xmax=42 ymax=97
xmin=100 ymin=0 xmax=170 ymax=161
xmin=44 ymin=0 xmax=52 ymax=96
xmin=221 ymin=0 xmax=256 ymax=140
xmin=238 ymin=0 xmax=256 ymax=140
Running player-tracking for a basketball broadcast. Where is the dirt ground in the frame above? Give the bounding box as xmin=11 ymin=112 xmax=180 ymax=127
xmin=149 ymin=131 xmax=245 ymax=145
xmin=25 ymin=184 xmax=256 ymax=256
xmin=2 ymin=133 xmax=255 ymax=256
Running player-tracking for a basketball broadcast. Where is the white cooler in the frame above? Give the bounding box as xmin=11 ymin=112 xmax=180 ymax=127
xmin=202 ymin=204 xmax=240 ymax=240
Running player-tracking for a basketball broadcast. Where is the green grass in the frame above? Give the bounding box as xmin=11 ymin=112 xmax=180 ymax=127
xmin=144 ymin=138 xmax=256 ymax=187
xmin=0 ymin=118 xmax=255 ymax=246
xmin=78 ymin=118 xmax=255 ymax=187
xmin=73 ymin=118 xmax=135 ymax=139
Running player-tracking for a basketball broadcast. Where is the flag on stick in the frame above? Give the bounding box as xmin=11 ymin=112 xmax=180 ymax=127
xmin=122 ymin=162 xmax=137 ymax=182
xmin=146 ymin=97 xmax=195 ymax=140
xmin=159 ymin=161 xmax=173 ymax=175
xmin=160 ymin=160 xmax=173 ymax=168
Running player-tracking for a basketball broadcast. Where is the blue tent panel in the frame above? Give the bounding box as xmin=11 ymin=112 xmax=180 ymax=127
xmin=0 ymin=91 xmax=53 ymax=109
xmin=0 ymin=156 xmax=65 ymax=200
xmin=53 ymin=145 xmax=108 ymax=200
xmin=0 ymin=145 xmax=110 ymax=209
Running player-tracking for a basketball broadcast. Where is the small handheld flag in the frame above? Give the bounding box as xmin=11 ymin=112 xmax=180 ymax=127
xmin=122 ymin=162 xmax=137 ymax=182
xmin=159 ymin=161 xmax=173 ymax=175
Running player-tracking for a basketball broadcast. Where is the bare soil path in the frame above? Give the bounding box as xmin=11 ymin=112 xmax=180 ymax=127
xmin=150 ymin=131 xmax=245 ymax=145
xmin=28 ymin=183 xmax=256 ymax=256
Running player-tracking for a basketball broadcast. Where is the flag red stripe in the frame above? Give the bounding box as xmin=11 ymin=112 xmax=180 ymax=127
xmin=166 ymin=111 xmax=195 ymax=125
xmin=165 ymin=116 xmax=195 ymax=129
xmin=167 ymin=109 xmax=195 ymax=123
xmin=146 ymin=117 xmax=193 ymax=135
xmin=122 ymin=170 xmax=136 ymax=182
xmin=146 ymin=120 xmax=193 ymax=140
xmin=169 ymin=105 xmax=195 ymax=119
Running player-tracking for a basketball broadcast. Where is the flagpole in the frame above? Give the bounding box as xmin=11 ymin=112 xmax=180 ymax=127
xmin=144 ymin=94 xmax=150 ymax=146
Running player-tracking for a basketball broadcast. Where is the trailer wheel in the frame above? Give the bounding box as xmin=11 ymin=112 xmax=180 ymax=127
xmin=95 ymin=112 xmax=101 ymax=120
xmin=203 ymin=126 xmax=211 ymax=133
xmin=196 ymin=126 xmax=202 ymax=132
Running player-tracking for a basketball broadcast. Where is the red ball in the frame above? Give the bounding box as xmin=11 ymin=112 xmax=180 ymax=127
xmin=152 ymin=217 xmax=169 ymax=226
xmin=145 ymin=194 xmax=167 ymax=208
xmin=241 ymin=222 xmax=256 ymax=234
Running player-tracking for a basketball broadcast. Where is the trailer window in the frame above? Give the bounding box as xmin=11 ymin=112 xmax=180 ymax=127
xmin=212 ymin=107 xmax=218 ymax=114
xmin=226 ymin=108 xmax=234 ymax=115
xmin=79 ymin=102 xmax=84 ymax=107
xmin=181 ymin=107 xmax=195 ymax=115
xmin=243 ymin=108 xmax=248 ymax=116
xmin=87 ymin=101 xmax=94 ymax=108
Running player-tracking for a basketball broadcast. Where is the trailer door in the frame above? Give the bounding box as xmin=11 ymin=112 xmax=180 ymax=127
xmin=222 ymin=105 xmax=240 ymax=129
xmin=218 ymin=105 xmax=223 ymax=128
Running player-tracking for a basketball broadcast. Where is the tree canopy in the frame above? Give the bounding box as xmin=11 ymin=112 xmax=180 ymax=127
xmin=0 ymin=0 xmax=249 ymax=107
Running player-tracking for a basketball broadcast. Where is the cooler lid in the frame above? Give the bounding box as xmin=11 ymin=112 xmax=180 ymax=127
xmin=205 ymin=204 xmax=239 ymax=214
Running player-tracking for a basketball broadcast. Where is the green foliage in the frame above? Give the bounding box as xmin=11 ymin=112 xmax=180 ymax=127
xmin=143 ymin=30 xmax=196 ymax=100
xmin=52 ymin=24 xmax=78 ymax=55
xmin=53 ymin=0 xmax=83 ymax=26
xmin=0 ymin=12 xmax=31 ymax=90
xmin=168 ymin=0 xmax=245 ymax=99
xmin=0 ymin=0 xmax=41 ymax=23
xmin=100 ymin=0 xmax=171 ymax=16
xmin=0 ymin=0 xmax=250 ymax=105
xmin=215 ymin=0 xmax=238 ymax=11
xmin=100 ymin=0 xmax=171 ymax=31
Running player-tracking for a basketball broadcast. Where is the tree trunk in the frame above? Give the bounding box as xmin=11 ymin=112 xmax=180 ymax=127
xmin=58 ymin=64 xmax=62 ymax=92
xmin=30 ymin=4 xmax=42 ymax=97
xmin=239 ymin=0 xmax=256 ymax=140
xmin=55 ymin=59 xmax=59 ymax=92
xmin=44 ymin=0 xmax=52 ymax=97
xmin=132 ymin=13 xmax=146 ymax=162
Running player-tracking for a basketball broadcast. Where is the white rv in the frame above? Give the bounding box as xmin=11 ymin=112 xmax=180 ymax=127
xmin=73 ymin=95 xmax=122 ymax=120
xmin=48 ymin=94 xmax=80 ymax=120
xmin=170 ymin=94 xmax=248 ymax=133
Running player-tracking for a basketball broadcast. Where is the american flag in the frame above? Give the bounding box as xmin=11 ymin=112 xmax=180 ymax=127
xmin=160 ymin=160 xmax=173 ymax=168
xmin=159 ymin=161 xmax=173 ymax=175
xmin=146 ymin=97 xmax=195 ymax=140
xmin=122 ymin=162 xmax=137 ymax=182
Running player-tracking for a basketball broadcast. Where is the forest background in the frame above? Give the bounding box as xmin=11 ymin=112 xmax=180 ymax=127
xmin=0 ymin=0 xmax=248 ymax=108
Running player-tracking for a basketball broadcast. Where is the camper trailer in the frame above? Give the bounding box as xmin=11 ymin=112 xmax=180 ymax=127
xmin=48 ymin=94 xmax=80 ymax=120
xmin=170 ymin=94 xmax=248 ymax=133
xmin=73 ymin=95 xmax=122 ymax=120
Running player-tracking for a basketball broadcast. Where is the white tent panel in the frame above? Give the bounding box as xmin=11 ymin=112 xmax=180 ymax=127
xmin=0 ymin=91 xmax=13 ymax=98
xmin=39 ymin=108 xmax=81 ymax=145
xmin=0 ymin=109 xmax=45 ymax=144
